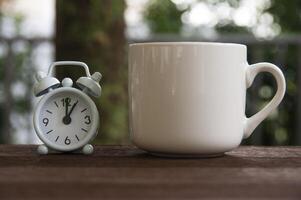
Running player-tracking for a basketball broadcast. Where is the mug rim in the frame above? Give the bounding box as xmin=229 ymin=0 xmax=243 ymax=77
xmin=129 ymin=42 xmax=246 ymax=48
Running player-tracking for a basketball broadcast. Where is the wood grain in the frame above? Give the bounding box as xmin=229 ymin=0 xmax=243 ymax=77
xmin=0 ymin=145 xmax=300 ymax=200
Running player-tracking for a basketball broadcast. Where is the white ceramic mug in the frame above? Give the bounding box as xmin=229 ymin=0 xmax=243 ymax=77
xmin=129 ymin=42 xmax=286 ymax=156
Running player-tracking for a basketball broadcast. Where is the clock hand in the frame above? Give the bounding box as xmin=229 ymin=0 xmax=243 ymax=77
xmin=65 ymin=98 xmax=69 ymax=117
xmin=67 ymin=100 xmax=78 ymax=117
xmin=63 ymin=98 xmax=71 ymax=125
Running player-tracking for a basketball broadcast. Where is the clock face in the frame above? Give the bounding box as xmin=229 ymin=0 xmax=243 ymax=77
xmin=34 ymin=88 xmax=99 ymax=151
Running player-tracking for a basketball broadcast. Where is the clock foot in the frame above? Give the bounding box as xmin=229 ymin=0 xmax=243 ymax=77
xmin=37 ymin=145 xmax=49 ymax=155
xmin=82 ymin=144 xmax=94 ymax=155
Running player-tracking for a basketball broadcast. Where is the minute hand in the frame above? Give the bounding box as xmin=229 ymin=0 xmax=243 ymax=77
xmin=65 ymin=98 xmax=69 ymax=117
xmin=67 ymin=101 xmax=78 ymax=117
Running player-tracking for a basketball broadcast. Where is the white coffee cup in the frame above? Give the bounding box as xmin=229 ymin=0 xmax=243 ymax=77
xmin=129 ymin=42 xmax=285 ymax=156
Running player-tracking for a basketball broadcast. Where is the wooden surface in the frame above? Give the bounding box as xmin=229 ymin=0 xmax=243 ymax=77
xmin=0 ymin=145 xmax=300 ymax=200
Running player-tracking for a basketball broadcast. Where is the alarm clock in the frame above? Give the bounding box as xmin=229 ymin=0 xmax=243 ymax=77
xmin=33 ymin=61 xmax=102 ymax=155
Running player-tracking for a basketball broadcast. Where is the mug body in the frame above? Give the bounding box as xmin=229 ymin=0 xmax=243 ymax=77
xmin=129 ymin=42 xmax=247 ymax=155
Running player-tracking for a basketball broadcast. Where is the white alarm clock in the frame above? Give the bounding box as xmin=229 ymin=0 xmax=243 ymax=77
xmin=33 ymin=61 xmax=102 ymax=155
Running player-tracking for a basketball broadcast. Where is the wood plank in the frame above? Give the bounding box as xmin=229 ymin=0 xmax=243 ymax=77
xmin=0 ymin=145 xmax=300 ymax=200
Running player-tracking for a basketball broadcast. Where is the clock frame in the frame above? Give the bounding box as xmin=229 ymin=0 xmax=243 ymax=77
xmin=33 ymin=87 xmax=99 ymax=152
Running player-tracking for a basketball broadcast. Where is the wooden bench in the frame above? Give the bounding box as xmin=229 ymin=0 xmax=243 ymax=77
xmin=0 ymin=145 xmax=300 ymax=199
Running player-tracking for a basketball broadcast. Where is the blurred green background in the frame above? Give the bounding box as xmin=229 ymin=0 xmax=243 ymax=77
xmin=0 ymin=0 xmax=300 ymax=145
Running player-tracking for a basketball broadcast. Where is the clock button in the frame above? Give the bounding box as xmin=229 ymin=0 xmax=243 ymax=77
xmin=62 ymin=78 xmax=73 ymax=87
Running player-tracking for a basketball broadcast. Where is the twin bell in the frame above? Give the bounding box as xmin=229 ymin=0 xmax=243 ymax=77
xmin=33 ymin=61 xmax=102 ymax=97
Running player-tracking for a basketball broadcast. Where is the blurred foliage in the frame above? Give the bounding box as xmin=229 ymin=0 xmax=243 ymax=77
xmin=56 ymin=0 xmax=128 ymax=144
xmin=0 ymin=12 xmax=35 ymax=143
xmin=268 ymin=0 xmax=301 ymax=33
xmin=144 ymin=0 xmax=185 ymax=33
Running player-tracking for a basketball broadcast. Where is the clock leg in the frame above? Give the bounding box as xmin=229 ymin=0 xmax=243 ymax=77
xmin=37 ymin=145 xmax=49 ymax=155
xmin=82 ymin=144 xmax=94 ymax=155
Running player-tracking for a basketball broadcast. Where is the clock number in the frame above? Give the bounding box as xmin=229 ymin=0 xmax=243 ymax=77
xmin=64 ymin=136 xmax=71 ymax=145
xmin=61 ymin=97 xmax=71 ymax=107
xmin=84 ymin=115 xmax=91 ymax=124
xmin=43 ymin=118 xmax=49 ymax=126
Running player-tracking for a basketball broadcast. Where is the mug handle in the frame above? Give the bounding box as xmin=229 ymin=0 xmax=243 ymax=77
xmin=243 ymin=62 xmax=286 ymax=138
